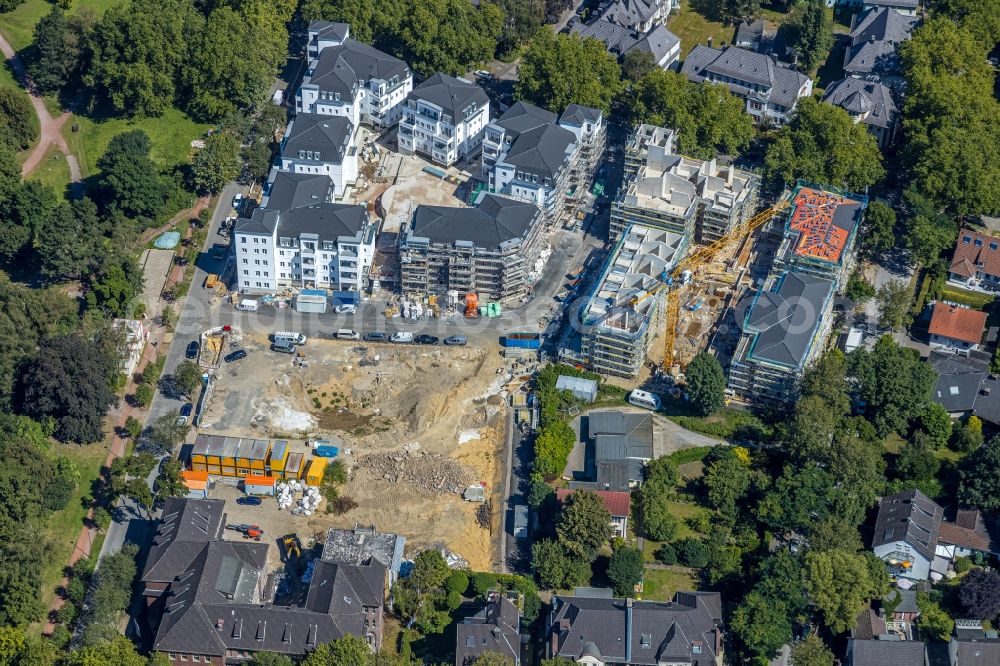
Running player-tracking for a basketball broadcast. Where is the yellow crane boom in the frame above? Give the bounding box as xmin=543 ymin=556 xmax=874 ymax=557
xmin=657 ymin=198 xmax=791 ymax=371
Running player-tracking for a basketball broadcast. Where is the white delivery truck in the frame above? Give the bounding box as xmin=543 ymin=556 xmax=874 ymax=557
xmin=237 ymin=299 xmax=259 ymax=312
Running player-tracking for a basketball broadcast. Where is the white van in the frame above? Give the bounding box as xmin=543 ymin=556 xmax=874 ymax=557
xmin=628 ymin=389 xmax=661 ymax=411
xmin=237 ymin=299 xmax=259 ymax=312
xmin=335 ymin=329 xmax=360 ymax=340
xmin=390 ymin=331 xmax=413 ymax=343
xmin=274 ymin=331 xmax=307 ymax=345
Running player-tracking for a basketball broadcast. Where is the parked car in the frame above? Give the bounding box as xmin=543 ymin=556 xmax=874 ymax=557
xmin=232 ymin=193 xmax=244 ymax=209
xmin=390 ymin=331 xmax=414 ymax=343
xmin=177 ymin=403 xmax=193 ymax=425
xmin=236 ymin=496 xmax=262 ymax=506
xmin=270 ymin=341 xmax=295 ymax=354
xmin=415 ymin=335 xmax=439 ymax=345
xmin=363 ymin=332 xmax=387 ymax=342
xmin=444 ymin=335 xmax=467 ymax=346
xmin=335 ymin=329 xmax=359 ymax=340
xmin=224 ymin=349 xmax=247 ymax=363
xmin=335 ymin=304 xmax=357 ymax=314
xmin=273 ymin=331 xmax=307 ymax=345
xmin=185 ymin=340 xmax=200 ymax=359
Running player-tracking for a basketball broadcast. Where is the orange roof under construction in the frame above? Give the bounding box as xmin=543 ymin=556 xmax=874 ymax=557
xmin=788 ymin=187 xmax=861 ymax=264
xmin=928 ymin=303 xmax=987 ymax=345
xmin=181 ymin=469 xmax=209 ymax=491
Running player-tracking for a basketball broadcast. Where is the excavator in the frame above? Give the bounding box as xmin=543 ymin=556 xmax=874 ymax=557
xmin=628 ymin=197 xmax=793 ymax=374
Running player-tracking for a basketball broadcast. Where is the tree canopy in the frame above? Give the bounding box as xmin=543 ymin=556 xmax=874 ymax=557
xmin=515 ymin=31 xmax=623 ymax=113
xmin=627 ymin=70 xmax=754 ymax=159
xmin=685 ymin=351 xmax=726 ymax=416
xmin=764 ymin=98 xmax=884 ymax=191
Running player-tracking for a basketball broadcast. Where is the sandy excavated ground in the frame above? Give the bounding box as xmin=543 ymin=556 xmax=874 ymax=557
xmin=207 ymin=336 xmax=509 ymax=571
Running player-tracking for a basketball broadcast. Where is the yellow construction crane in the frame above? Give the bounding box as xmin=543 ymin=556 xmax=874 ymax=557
xmin=629 ymin=198 xmax=792 ymax=371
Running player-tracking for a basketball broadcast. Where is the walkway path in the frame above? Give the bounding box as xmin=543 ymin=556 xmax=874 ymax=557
xmin=0 ymin=32 xmax=82 ymax=181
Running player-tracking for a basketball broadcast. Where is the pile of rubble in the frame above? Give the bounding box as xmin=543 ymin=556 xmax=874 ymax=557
xmin=356 ymin=449 xmax=473 ymax=494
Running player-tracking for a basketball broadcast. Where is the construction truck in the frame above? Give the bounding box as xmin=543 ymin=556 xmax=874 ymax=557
xmin=226 ymin=523 xmax=264 ymax=540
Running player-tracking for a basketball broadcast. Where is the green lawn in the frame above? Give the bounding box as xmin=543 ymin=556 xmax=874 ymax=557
xmin=640 ymin=496 xmax=710 ymax=562
xmin=667 ymin=0 xmax=736 ymax=58
xmin=884 ymin=432 xmax=906 ymax=455
xmin=27 ymin=145 xmax=71 ymax=198
xmin=0 ymin=0 xmax=117 ymax=52
xmin=641 ymin=566 xmax=699 ymax=601
xmin=64 ymin=108 xmax=212 ymax=178
xmin=29 ymin=442 xmax=108 ymax=635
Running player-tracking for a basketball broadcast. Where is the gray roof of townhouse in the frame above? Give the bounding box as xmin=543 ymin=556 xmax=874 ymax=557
xmin=848 ymin=638 xmax=927 ymax=666
xmin=597 ymin=0 xmax=660 ymax=28
xmin=274 ymin=204 xmax=369 ymax=242
xmin=624 ymin=24 xmax=680 ymax=65
xmin=283 ymin=113 xmax=353 ymax=164
xmin=821 ymin=77 xmax=898 ymax=129
xmin=455 ymin=596 xmax=521 ymax=665
xmin=408 ymin=194 xmax=540 ymax=250
xmin=308 ymin=21 xmax=350 ymax=44
xmin=263 ymin=171 xmax=332 ymax=213
xmin=681 ymin=44 xmax=810 ymax=108
xmin=952 ymin=632 xmax=1000 ymax=666
xmin=409 ymin=72 xmax=489 ymax=123
xmin=153 ymin=542 xmax=386 ymax=658
xmin=571 ymin=19 xmax=639 ymax=55
xmin=494 ymin=101 xmax=558 ymax=138
xmin=735 ymin=19 xmax=768 ymax=46
xmin=744 ymin=272 xmax=833 ymax=369
xmin=142 ymin=498 xmax=226 ymax=584
xmin=502 ymin=122 xmax=577 ymax=180
xmin=550 ymin=592 xmax=722 ymax=665
xmin=872 ymin=489 xmax=943 ymax=561
xmin=308 ymin=38 xmax=410 ymax=98
xmin=844 ymin=8 xmax=919 ymax=75
xmin=928 ymin=350 xmax=1000 ymax=425
xmin=560 ymin=103 xmax=603 ymax=127
xmin=588 ymin=411 xmax=654 ymax=462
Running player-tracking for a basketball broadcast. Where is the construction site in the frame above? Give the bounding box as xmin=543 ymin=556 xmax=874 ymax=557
xmin=186 ymin=332 xmax=526 ymax=572
xmin=562 ymin=125 xmax=867 ymax=394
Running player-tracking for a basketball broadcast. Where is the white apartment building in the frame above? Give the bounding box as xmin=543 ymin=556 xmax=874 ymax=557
xmin=298 ymin=22 xmax=413 ymax=129
xmin=398 ymin=73 xmax=490 ymax=166
xmin=277 ymin=113 xmax=358 ymax=198
xmin=233 ymin=171 xmax=376 ymax=294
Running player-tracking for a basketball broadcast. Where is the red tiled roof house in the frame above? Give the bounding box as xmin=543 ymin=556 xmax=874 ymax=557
xmin=928 ymin=303 xmax=987 ymax=354
xmin=556 ymin=489 xmax=631 ymax=538
xmin=949 ymin=229 xmax=1000 ymax=288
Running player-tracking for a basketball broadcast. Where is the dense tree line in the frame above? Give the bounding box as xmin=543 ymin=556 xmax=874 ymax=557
xmin=0 ymin=87 xmax=37 ymax=153
xmin=516 ymin=31 xmax=623 ymax=113
xmin=25 ymin=0 xmax=294 ymax=121
xmin=300 ymin=0 xmax=504 ymax=77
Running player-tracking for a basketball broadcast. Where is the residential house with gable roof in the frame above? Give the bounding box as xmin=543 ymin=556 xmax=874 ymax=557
xmin=680 ymin=45 xmax=813 ymax=125
xmin=948 ymin=228 xmax=1000 ymax=291
xmin=570 ymin=20 xmax=681 ymax=71
xmin=594 ymin=0 xmax=674 ymax=32
xmin=277 ymin=113 xmax=358 ymax=197
xmin=556 ymin=488 xmax=632 ymax=538
xmin=398 ymin=73 xmax=490 ymax=166
xmin=547 ymin=592 xmax=724 ymax=665
xmin=843 ymin=8 xmax=919 ymax=85
xmin=928 ymin=303 xmax=987 ymax=354
xmin=455 ymin=594 xmax=522 ymax=666
xmin=821 ymin=78 xmax=899 ymax=150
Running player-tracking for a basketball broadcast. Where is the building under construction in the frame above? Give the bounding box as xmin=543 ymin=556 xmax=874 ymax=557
xmin=571 ymin=225 xmax=688 ymax=378
xmin=612 ymin=124 xmax=760 ymax=244
xmin=398 ymin=193 xmax=544 ymax=303
xmin=729 ymin=183 xmax=867 ymax=404
xmin=770 ymin=184 xmax=867 ymax=287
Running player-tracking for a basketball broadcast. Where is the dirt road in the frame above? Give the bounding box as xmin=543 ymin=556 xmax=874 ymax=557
xmin=0 ymin=31 xmax=82 ymax=182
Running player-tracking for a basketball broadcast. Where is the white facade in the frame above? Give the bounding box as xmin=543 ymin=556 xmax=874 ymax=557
xmin=398 ymin=74 xmax=490 ymax=166
xmin=234 ymin=208 xmax=376 ymax=295
xmin=235 ymin=232 xmax=279 ymax=293
xmin=276 ymin=151 xmax=358 ymax=199
xmin=297 ymin=85 xmax=362 ymax=127
xmin=872 ymin=542 xmax=932 ymax=581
